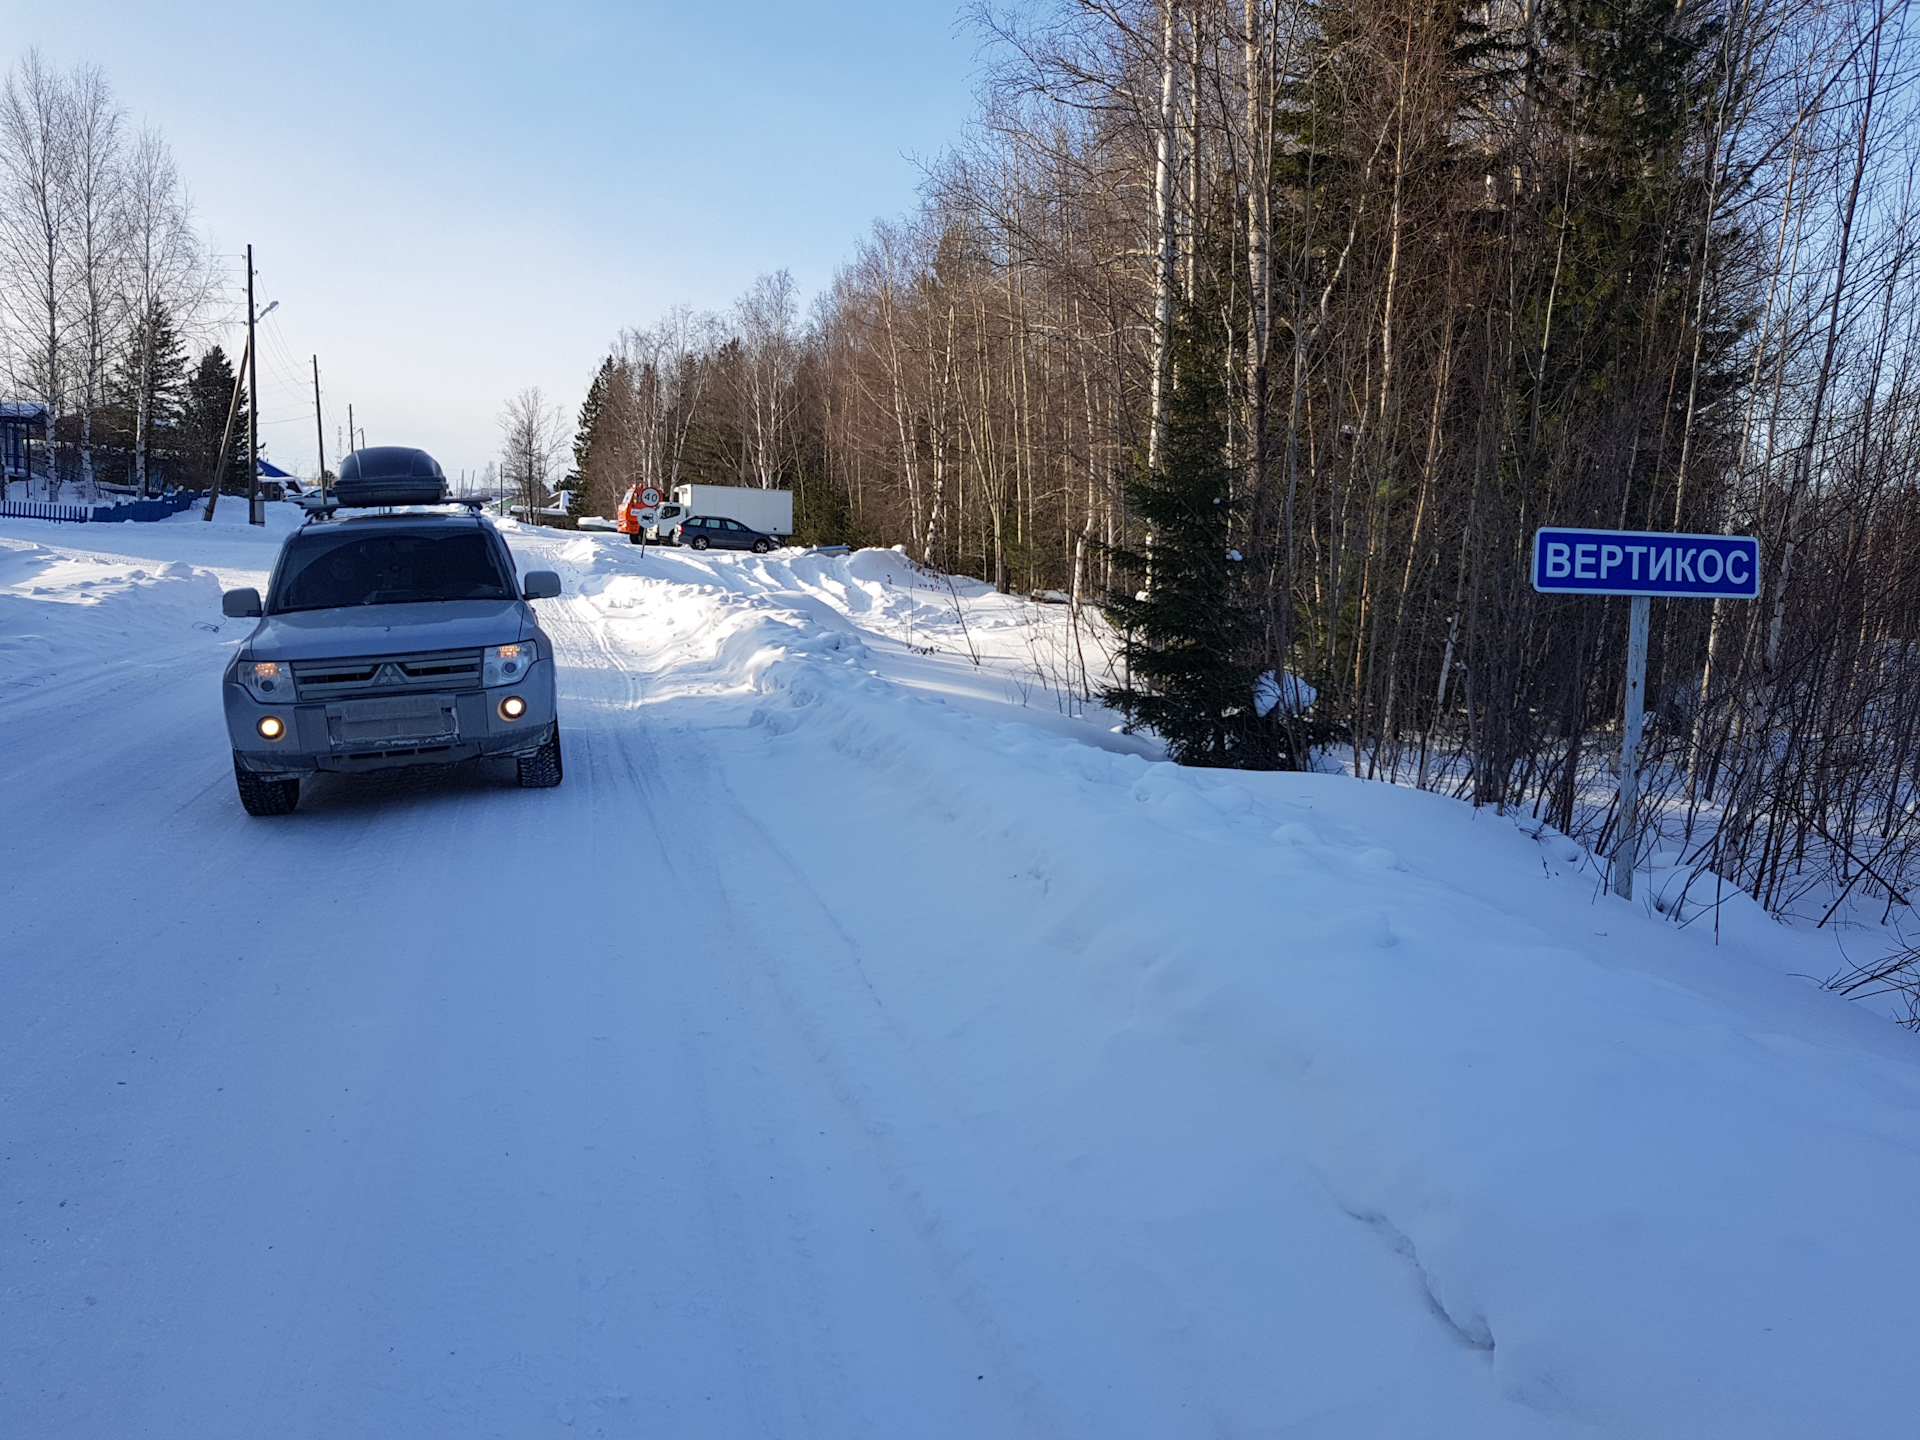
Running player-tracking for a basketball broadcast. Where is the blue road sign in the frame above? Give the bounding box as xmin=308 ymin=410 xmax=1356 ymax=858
xmin=1532 ymin=527 xmax=1760 ymax=599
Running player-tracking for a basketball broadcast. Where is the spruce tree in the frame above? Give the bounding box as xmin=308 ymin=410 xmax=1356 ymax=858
xmin=113 ymin=300 xmax=188 ymax=494
xmin=567 ymin=356 xmax=613 ymax=516
xmin=1537 ymin=0 xmax=1735 ymax=485
xmin=177 ymin=347 xmax=248 ymax=495
xmin=1105 ymin=299 xmax=1286 ymax=768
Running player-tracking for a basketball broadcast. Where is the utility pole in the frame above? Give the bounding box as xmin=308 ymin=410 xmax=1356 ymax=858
xmin=312 ymin=356 xmax=328 ymax=502
xmin=201 ymin=332 xmax=251 ymax=521
xmin=246 ymin=245 xmax=263 ymax=525
xmin=348 ymin=404 xmax=356 ymax=463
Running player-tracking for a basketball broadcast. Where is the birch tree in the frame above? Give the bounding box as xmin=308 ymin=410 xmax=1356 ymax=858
xmin=733 ymin=270 xmax=801 ymax=489
xmin=60 ymin=62 xmax=123 ymax=493
xmin=116 ymin=127 xmax=208 ymax=493
xmin=0 ymin=52 xmax=73 ymax=490
xmin=498 ymin=387 xmax=568 ymax=520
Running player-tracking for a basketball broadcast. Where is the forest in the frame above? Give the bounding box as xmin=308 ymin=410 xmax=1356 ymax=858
xmin=567 ymin=0 xmax=1920 ymax=951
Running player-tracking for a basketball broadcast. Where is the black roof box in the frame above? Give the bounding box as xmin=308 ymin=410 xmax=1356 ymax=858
xmin=334 ymin=446 xmax=447 ymax=507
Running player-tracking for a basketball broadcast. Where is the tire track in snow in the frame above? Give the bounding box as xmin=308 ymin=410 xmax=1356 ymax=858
xmin=537 ymin=560 xmax=1056 ymax=1437
xmin=631 ymin=717 xmax=1069 ymax=1437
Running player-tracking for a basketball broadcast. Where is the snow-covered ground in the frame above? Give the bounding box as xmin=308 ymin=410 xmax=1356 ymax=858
xmin=5 ymin=505 xmax=1920 ymax=1439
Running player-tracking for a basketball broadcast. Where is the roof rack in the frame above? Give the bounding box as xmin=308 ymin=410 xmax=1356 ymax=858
xmin=300 ymin=493 xmax=489 ymax=519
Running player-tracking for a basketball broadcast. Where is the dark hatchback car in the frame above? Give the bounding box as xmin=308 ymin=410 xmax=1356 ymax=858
xmin=672 ymin=515 xmax=776 ymax=553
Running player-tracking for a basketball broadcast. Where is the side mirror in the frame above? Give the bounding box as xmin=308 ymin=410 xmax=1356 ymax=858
xmin=222 ymin=587 xmax=262 ymax=618
xmin=522 ymin=570 xmax=561 ymax=600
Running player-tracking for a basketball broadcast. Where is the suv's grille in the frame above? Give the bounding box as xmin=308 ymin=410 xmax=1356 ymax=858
xmin=291 ymin=649 xmax=484 ymax=700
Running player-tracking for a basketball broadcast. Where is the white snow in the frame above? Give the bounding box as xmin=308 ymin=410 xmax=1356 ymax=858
xmin=1254 ymin=667 xmax=1316 ymax=716
xmin=4 ymin=507 xmax=1920 ymax=1439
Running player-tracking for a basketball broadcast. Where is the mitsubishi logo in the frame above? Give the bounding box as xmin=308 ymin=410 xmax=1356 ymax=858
xmin=374 ymin=663 xmax=407 ymax=685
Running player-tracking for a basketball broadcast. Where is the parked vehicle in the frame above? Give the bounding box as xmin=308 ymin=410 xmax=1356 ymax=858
xmin=219 ymin=446 xmax=565 ymax=816
xmin=652 ymin=485 xmax=790 ymax=544
xmin=645 ymin=500 xmax=686 ymax=540
xmin=615 ymin=484 xmax=793 ymax=545
xmin=670 ymin=515 xmax=778 ymax=552
xmin=675 ymin=484 xmax=791 ymax=538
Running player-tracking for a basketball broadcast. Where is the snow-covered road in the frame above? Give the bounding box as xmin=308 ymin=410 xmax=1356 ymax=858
xmin=6 ymin=507 xmax=1920 ymax=1439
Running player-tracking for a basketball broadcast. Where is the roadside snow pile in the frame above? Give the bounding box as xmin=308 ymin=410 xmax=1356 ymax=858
xmin=525 ymin=531 xmax=1920 ymax=1438
xmin=0 ymin=537 xmax=223 ymax=619
xmin=0 ymin=536 xmax=226 ymax=693
xmin=0 ymin=502 xmax=295 ymax=732
xmin=589 ymin=540 xmax=1000 ymax=636
xmin=542 ymin=532 xmax=1145 ymax=748
xmin=559 ymin=538 xmax=1040 ymax=660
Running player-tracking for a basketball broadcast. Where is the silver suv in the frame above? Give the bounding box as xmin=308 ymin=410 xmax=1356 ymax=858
xmin=220 ymin=447 xmax=563 ymax=816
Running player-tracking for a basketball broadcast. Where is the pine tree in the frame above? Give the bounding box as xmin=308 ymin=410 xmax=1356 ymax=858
xmin=1105 ymin=298 xmax=1288 ymax=768
xmin=177 ymin=347 xmax=248 ymax=495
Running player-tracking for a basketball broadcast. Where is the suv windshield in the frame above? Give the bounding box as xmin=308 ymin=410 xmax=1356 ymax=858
xmin=270 ymin=526 xmax=515 ymax=613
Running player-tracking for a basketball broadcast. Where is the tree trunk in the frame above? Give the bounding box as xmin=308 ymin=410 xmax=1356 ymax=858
xmin=1147 ymin=0 xmax=1180 ymax=480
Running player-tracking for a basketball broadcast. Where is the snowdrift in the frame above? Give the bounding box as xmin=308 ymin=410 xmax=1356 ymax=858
xmin=541 ymin=531 xmax=1920 ymax=1438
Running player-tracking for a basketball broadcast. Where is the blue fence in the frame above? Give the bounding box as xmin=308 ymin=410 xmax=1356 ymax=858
xmin=0 ymin=491 xmax=201 ymax=525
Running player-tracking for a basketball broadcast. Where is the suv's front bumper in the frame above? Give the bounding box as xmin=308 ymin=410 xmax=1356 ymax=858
xmin=226 ymin=660 xmax=557 ymax=776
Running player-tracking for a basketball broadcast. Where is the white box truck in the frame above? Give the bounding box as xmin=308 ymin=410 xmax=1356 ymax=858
xmin=648 ymin=484 xmax=794 ymax=543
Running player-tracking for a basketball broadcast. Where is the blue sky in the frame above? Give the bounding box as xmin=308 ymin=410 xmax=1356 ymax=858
xmin=11 ymin=0 xmax=980 ymax=478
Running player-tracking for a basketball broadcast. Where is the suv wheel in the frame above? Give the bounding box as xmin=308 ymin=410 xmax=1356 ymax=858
xmin=690 ymin=534 xmax=710 ymax=550
xmin=233 ymin=753 xmax=299 ymax=815
xmin=751 ymin=538 xmax=771 ymax=554
xmin=517 ymin=728 xmax=564 ymax=788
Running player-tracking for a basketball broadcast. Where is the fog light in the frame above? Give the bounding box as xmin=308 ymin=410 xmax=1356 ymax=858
xmin=257 ymin=715 xmax=285 ymax=740
xmin=499 ymin=695 xmax=526 ymax=721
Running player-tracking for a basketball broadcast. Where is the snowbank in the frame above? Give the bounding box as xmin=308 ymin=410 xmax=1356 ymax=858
xmin=528 ymin=532 xmax=1920 ymax=1437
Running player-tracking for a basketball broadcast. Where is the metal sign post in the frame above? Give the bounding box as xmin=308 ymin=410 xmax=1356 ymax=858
xmin=1532 ymin=527 xmax=1760 ymax=901
xmin=1615 ymin=595 xmax=1650 ymax=898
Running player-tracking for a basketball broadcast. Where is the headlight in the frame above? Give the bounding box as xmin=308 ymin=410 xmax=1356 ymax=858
xmin=240 ymin=660 xmax=295 ymax=702
xmin=483 ymin=643 xmax=534 ymax=685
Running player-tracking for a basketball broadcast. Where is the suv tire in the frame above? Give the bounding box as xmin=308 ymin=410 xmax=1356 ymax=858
xmin=517 ymin=728 xmax=564 ymax=788
xmin=233 ymin=753 xmax=299 ymax=815
xmin=690 ymin=534 xmax=710 ymax=550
